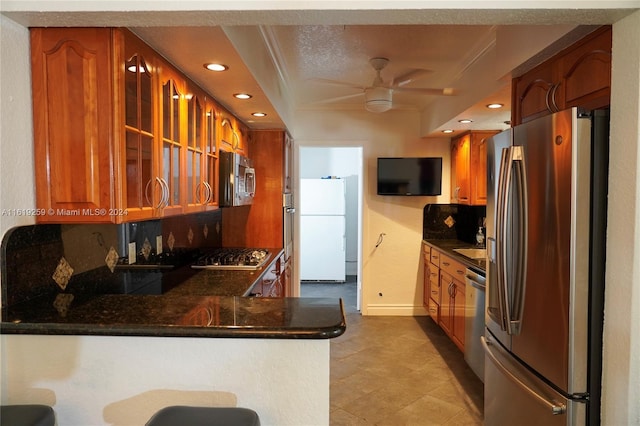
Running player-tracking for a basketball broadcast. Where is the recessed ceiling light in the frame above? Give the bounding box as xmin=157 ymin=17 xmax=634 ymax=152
xmin=234 ymin=93 xmax=252 ymax=100
xmin=487 ymin=103 xmax=504 ymax=109
xmin=458 ymin=119 xmax=473 ymax=123
xmin=442 ymin=129 xmax=454 ymax=134
xmin=252 ymin=112 xmax=267 ymax=117
xmin=204 ymin=63 xmax=228 ymax=72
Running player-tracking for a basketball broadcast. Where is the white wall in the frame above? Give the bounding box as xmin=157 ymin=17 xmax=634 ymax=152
xmin=1 ymin=335 xmax=330 ymax=426
xmin=293 ymin=110 xmax=451 ymax=315
xmin=0 ymin=15 xmax=36 ymax=238
xmin=602 ymin=10 xmax=640 ymax=426
xmin=300 ymin=147 xmax=361 ymax=276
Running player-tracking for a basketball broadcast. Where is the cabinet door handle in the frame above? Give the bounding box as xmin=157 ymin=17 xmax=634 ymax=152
xmin=159 ymin=178 xmax=170 ymax=209
xmin=195 ymin=182 xmax=203 ymax=204
xmin=545 ymin=83 xmax=553 ymax=113
xmin=442 ymin=261 xmax=450 ymax=266
xmin=550 ymin=82 xmax=560 ymax=112
xmin=144 ymin=179 xmax=154 ymax=207
xmin=204 ymin=181 xmax=213 ymax=204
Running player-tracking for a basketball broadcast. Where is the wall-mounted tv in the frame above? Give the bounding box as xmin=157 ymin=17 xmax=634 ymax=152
xmin=377 ymin=157 xmax=443 ymax=196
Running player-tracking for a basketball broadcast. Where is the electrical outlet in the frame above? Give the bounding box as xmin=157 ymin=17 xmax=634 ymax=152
xmin=128 ymin=242 xmax=136 ymax=264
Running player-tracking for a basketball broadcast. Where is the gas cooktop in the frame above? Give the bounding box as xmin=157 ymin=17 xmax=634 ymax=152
xmin=191 ymin=248 xmax=270 ymax=271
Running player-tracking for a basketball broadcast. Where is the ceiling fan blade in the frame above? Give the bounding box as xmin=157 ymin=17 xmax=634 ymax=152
xmin=307 ymin=78 xmax=365 ymax=90
xmin=393 ymin=87 xmax=457 ymax=96
xmin=308 ymin=92 xmax=365 ymax=105
xmin=391 ymin=69 xmax=432 ymax=87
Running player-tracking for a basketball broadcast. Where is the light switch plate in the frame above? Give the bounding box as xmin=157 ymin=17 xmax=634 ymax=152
xmin=156 ymin=235 xmax=163 ymax=255
xmin=128 ymin=242 xmax=136 ymax=264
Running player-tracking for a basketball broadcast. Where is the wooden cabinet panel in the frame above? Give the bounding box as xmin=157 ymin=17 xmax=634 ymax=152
xmin=512 ymin=60 xmax=555 ymax=125
xmin=426 ymin=246 xmax=466 ymax=352
xmin=451 ymin=131 xmax=497 ymax=206
xmin=224 ymin=130 xmax=290 ymax=249
xmin=31 ymin=28 xmax=116 ymax=223
xmin=451 ymin=281 xmax=466 ymax=350
xmin=512 ymin=26 xmax=611 ymax=125
xmin=555 ymin=26 xmax=612 ymax=112
xmin=451 ymin=134 xmax=470 ymax=204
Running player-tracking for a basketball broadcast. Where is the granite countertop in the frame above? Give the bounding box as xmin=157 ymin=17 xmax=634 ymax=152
xmin=1 ymin=249 xmax=347 ymax=339
xmin=423 ymin=239 xmax=487 ymax=272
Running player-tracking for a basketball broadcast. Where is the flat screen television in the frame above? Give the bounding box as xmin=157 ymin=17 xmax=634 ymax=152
xmin=377 ymin=157 xmax=443 ymax=196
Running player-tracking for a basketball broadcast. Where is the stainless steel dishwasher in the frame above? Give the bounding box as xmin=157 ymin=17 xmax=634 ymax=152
xmin=464 ymin=266 xmax=486 ymax=382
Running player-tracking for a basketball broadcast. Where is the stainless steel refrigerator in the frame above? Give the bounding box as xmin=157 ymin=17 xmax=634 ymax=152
xmin=483 ymin=108 xmax=609 ymax=426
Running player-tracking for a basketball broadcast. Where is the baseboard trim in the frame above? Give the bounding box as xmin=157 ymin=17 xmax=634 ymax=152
xmin=365 ymin=304 xmax=429 ymax=316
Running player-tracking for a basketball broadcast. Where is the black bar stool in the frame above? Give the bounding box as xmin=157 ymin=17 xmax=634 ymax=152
xmin=0 ymin=405 xmax=56 ymax=426
xmin=146 ymin=406 xmax=260 ymax=426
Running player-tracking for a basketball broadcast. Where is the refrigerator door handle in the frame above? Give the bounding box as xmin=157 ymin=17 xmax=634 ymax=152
xmin=497 ymin=146 xmax=528 ymax=336
xmin=510 ymin=146 xmax=528 ymax=335
xmin=494 ymin=148 xmax=511 ymax=331
xmin=481 ymin=336 xmax=566 ymax=416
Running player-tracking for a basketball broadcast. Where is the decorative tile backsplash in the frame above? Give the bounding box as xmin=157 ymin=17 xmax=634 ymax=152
xmin=423 ymin=203 xmax=486 ymax=243
xmin=1 ymin=210 xmax=223 ymax=310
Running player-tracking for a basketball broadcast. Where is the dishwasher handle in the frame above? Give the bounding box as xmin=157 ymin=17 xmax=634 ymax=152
xmin=465 ymin=268 xmax=486 ymax=291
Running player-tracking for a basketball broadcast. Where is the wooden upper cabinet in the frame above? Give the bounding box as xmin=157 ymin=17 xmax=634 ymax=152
xmin=451 ymin=131 xmax=497 ymax=206
xmin=203 ymin=98 xmax=219 ymax=209
xmin=554 ymin=26 xmax=612 ymax=112
xmin=512 ymin=26 xmax=611 ymax=125
xmin=157 ymin=68 xmax=186 ymax=217
xmin=513 ymin=60 xmax=556 ymax=124
xmin=122 ymin=33 xmax=161 ymax=222
xmin=31 ymin=27 xmax=249 ymax=224
xmin=451 ymin=134 xmax=470 ymax=204
xmin=470 ymin=132 xmax=491 ymax=205
xmin=218 ymin=112 xmax=247 ymax=155
xmin=32 ymin=28 xmax=127 ymax=223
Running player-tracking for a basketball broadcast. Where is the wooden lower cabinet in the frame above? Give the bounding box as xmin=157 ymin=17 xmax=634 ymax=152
xmin=423 ymin=243 xmax=466 ymax=352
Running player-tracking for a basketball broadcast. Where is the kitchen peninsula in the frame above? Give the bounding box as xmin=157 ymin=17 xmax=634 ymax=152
xmin=1 ymin=223 xmax=345 ymax=426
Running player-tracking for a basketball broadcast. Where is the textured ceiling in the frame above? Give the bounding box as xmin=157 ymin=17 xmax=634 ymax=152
xmin=3 ymin=4 xmax=637 ymax=136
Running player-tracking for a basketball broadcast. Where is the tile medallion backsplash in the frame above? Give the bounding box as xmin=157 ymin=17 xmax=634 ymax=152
xmin=1 ymin=210 xmax=222 ymax=311
xmin=423 ymin=203 xmax=486 ymax=244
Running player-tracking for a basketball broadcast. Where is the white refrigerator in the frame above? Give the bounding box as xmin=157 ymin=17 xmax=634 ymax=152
xmin=299 ymin=178 xmax=346 ymax=281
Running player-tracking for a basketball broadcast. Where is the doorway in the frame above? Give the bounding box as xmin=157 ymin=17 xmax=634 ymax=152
xmin=297 ymin=146 xmax=363 ymax=313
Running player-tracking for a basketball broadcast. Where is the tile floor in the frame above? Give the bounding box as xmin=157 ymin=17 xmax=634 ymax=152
xmin=301 ymin=280 xmax=484 ymax=425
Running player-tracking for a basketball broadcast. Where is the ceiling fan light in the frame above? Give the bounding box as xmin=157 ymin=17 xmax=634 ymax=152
xmin=365 ymin=87 xmax=392 ymax=113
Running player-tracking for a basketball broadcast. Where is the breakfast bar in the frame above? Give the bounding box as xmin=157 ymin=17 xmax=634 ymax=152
xmin=2 ymin=242 xmax=346 ymax=426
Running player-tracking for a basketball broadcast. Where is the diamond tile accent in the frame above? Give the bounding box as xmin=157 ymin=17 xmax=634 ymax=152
xmin=167 ymin=232 xmax=175 ymax=251
xmin=52 ymin=257 xmax=74 ymax=290
xmin=444 ymin=215 xmax=456 ymax=228
xmin=141 ymin=237 xmax=152 ymax=260
xmin=187 ymin=227 xmax=194 ymax=245
xmin=105 ymin=246 xmax=119 ymax=273
xmin=53 ymin=293 xmax=74 ymax=317
xmin=203 ymin=224 xmax=209 ymax=239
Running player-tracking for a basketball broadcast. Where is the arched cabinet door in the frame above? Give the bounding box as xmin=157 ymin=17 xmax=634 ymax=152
xmin=158 ymin=68 xmax=186 ymax=217
xmin=554 ymin=26 xmax=612 ymax=111
xmin=513 ymin=61 xmax=556 ymax=125
xmin=123 ymin=47 xmax=160 ymax=221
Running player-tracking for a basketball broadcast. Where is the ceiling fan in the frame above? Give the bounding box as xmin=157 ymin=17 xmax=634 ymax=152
xmin=311 ymin=57 xmax=456 ymax=113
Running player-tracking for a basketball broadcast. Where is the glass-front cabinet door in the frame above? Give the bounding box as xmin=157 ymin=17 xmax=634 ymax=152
xmin=123 ymin=51 xmax=158 ymax=221
xmin=185 ymin=89 xmax=207 ymax=213
xmin=159 ymin=72 xmax=185 ymax=216
xmin=204 ymin=98 xmax=218 ymax=208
